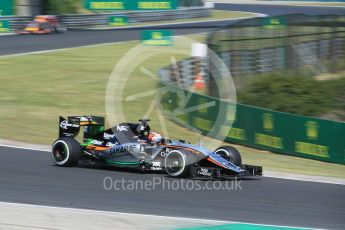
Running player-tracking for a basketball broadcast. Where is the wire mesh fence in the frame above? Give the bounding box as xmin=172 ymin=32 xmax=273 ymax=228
xmin=158 ymin=14 xmax=345 ymax=95
xmin=206 ymin=14 xmax=345 ymax=96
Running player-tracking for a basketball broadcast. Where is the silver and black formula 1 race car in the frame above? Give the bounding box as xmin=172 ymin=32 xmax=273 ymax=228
xmin=51 ymin=116 xmax=262 ymax=179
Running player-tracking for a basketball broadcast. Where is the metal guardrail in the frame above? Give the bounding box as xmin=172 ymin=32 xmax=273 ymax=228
xmin=1 ymin=6 xmax=211 ymax=30
xmin=61 ymin=7 xmax=210 ymax=27
xmin=0 ymin=15 xmax=32 ymax=30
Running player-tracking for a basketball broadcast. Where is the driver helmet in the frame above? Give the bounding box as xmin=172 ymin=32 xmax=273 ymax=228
xmin=148 ymin=131 xmax=162 ymax=143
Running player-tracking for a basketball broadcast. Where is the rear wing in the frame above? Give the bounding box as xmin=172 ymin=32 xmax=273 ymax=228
xmin=59 ymin=116 xmax=104 ymax=140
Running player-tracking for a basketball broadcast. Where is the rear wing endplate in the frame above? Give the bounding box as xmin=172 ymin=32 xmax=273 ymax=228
xmin=59 ymin=116 xmax=104 ymax=139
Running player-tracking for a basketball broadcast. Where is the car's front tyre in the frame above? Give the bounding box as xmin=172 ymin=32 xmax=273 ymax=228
xmin=164 ymin=149 xmax=192 ymax=178
xmin=214 ymin=146 xmax=242 ymax=166
xmin=52 ymin=137 xmax=81 ymax=167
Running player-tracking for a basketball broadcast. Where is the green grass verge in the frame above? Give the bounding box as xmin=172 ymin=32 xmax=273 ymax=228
xmin=90 ymin=10 xmax=256 ymax=28
xmin=0 ymin=34 xmax=344 ymax=179
xmin=133 ymin=10 xmax=256 ymax=26
xmin=258 ymin=0 xmax=345 ymax=7
xmin=287 ymin=2 xmax=345 ymax=7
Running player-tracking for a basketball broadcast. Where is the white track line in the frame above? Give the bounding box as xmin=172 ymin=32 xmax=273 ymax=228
xmin=0 ymin=40 xmax=130 ymax=59
xmin=0 ymin=33 xmax=15 ymax=36
xmin=264 ymin=170 xmax=345 ymax=186
xmin=0 ymin=201 xmax=321 ymax=230
xmin=0 ymin=143 xmax=49 ymax=152
xmin=0 ymin=201 xmax=229 ymax=224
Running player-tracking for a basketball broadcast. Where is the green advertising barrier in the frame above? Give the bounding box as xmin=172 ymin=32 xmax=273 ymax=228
xmin=160 ymin=85 xmax=345 ymax=164
xmin=84 ymin=0 xmax=178 ymax=10
xmin=262 ymin=16 xmax=286 ymax=30
xmin=0 ymin=0 xmax=12 ymax=15
xmin=141 ymin=30 xmax=172 ymax=46
xmin=0 ymin=20 xmax=10 ymax=33
xmin=108 ymin=16 xmax=128 ymax=26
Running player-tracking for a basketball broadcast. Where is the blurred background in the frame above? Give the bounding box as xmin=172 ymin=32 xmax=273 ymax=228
xmin=0 ymin=1 xmax=345 ymax=229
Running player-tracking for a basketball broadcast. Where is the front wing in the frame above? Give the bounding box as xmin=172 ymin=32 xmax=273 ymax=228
xmin=191 ymin=164 xmax=263 ymax=179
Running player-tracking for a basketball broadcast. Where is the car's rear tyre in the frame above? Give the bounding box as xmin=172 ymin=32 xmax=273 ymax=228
xmin=214 ymin=146 xmax=242 ymax=166
xmin=55 ymin=24 xmax=67 ymax=33
xmin=164 ymin=149 xmax=192 ymax=178
xmin=52 ymin=137 xmax=81 ymax=167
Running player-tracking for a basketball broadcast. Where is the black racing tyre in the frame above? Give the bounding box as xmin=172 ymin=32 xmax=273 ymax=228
xmin=164 ymin=149 xmax=192 ymax=178
xmin=51 ymin=137 xmax=81 ymax=167
xmin=214 ymin=146 xmax=242 ymax=166
xmin=55 ymin=24 xmax=67 ymax=33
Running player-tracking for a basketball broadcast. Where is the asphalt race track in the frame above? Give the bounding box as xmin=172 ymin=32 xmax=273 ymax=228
xmin=0 ymin=28 xmax=210 ymax=56
xmin=0 ymin=4 xmax=344 ymax=56
xmin=0 ymin=146 xmax=344 ymax=229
